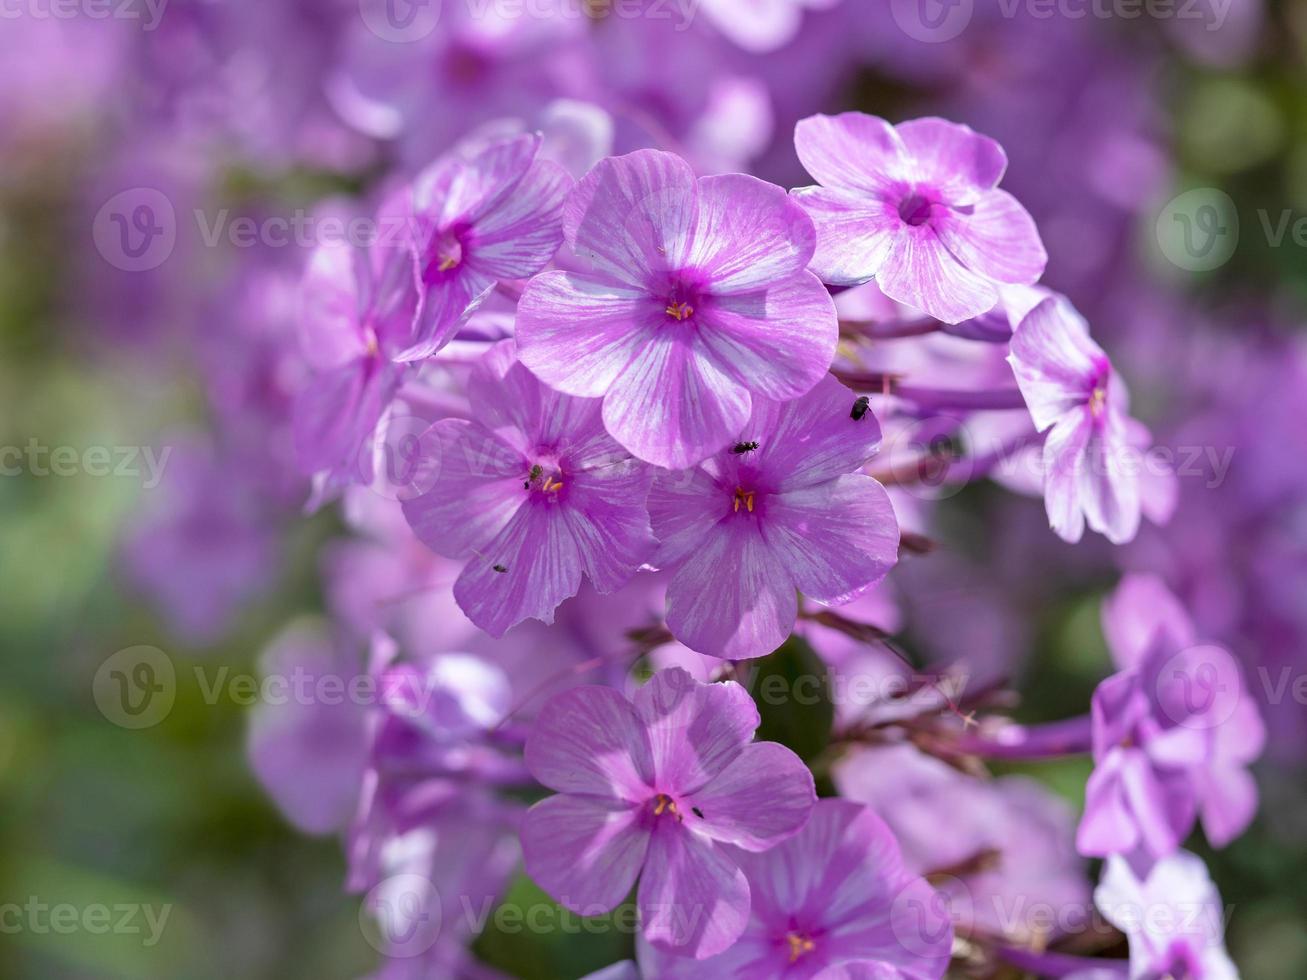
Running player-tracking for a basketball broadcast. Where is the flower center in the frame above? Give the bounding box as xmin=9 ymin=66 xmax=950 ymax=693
xmin=423 ymin=228 xmax=466 ymax=283
xmin=651 ymin=793 xmax=681 ymax=821
xmin=362 ymin=323 xmax=380 ymax=358
xmin=785 ymin=932 xmax=816 ymax=963
xmin=898 ymin=193 xmax=933 ymax=227
xmin=1088 ymin=383 xmax=1108 ymax=418
xmin=665 ymin=300 xmax=695 ymax=321
xmin=524 ymin=462 xmax=565 ymax=496
xmin=732 ymin=487 xmax=756 ymax=514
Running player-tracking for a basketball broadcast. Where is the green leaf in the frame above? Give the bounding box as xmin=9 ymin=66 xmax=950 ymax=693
xmin=747 ymin=635 xmax=834 ymax=763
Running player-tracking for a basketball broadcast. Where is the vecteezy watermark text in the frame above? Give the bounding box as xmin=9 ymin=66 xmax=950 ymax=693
xmin=0 ymin=440 xmax=171 ymax=488
xmin=0 ymin=0 xmax=168 ymax=30
xmin=0 ymin=898 xmax=172 ymax=947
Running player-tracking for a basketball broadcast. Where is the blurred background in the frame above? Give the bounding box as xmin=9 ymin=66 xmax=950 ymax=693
xmin=0 ymin=0 xmax=1305 ymax=977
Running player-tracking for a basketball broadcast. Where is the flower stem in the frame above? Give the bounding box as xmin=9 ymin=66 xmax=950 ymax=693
xmin=958 ymin=714 xmax=1094 ymax=760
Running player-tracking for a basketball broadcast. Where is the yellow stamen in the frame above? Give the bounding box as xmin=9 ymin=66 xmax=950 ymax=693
xmin=733 ymin=488 xmax=755 ymax=513
xmin=541 ymin=477 xmax=564 ymax=493
xmin=785 ymin=933 xmax=815 ymax=963
xmin=652 ymin=794 xmax=680 ymax=819
xmin=1089 ymin=385 xmax=1107 ymax=418
xmin=665 ymin=301 xmax=695 ymax=321
xmin=438 ymin=255 xmax=459 ymax=272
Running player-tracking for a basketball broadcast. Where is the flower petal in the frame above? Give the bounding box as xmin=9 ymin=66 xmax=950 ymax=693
xmin=299 ymin=240 xmax=367 ymax=371
xmin=632 ymin=668 xmax=759 ymax=794
xmin=896 ymin=117 xmax=1007 ymax=204
xmin=791 ymin=185 xmax=900 ymax=286
xmin=794 ymin=113 xmax=908 ymax=195
xmin=396 ymin=266 xmax=496 ymax=362
xmin=524 ymin=684 xmax=655 ymax=799
xmin=468 ymin=157 xmax=572 ymax=279
xmin=638 ymin=822 xmax=749 ymax=959
xmin=697 ymin=272 xmax=838 ymax=401
xmin=933 ymin=189 xmax=1046 ymax=286
xmin=1081 ymin=420 xmax=1142 ymax=545
xmin=764 ymin=475 xmax=899 ymax=605
xmin=400 ymin=419 xmax=526 ymax=558
xmin=688 ymin=742 xmax=815 ymax=851
xmin=453 ymin=500 xmax=584 ymax=636
xmin=516 ymin=271 xmax=653 ymax=398
xmin=603 ymin=331 xmax=751 ymax=469
xmin=745 ymin=374 xmax=884 ymax=492
xmin=1007 ymin=296 xmax=1103 ymax=431
xmin=1041 ymin=413 xmax=1092 ymax=545
xmin=564 ymin=149 xmax=699 ymax=283
xmin=522 ymin=794 xmax=650 ymax=914
xmin=664 ymin=518 xmax=797 ymax=660
xmin=876 ymin=225 xmax=999 ymax=324
xmin=648 ymin=466 xmax=731 ymax=569
xmin=560 ymin=460 xmax=657 ymax=594
xmin=687 ymin=174 xmax=815 ymax=292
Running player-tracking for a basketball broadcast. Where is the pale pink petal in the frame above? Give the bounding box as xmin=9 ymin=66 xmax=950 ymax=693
xmin=564 ymin=149 xmax=699 ymax=283
xmin=664 ymin=519 xmax=797 ymax=660
xmin=603 ymin=331 xmax=752 ymax=470
xmin=516 ymin=271 xmax=653 ymax=397
xmin=686 ymin=174 xmax=815 ymax=292
xmin=560 ymin=460 xmax=657 ymax=594
xmin=1041 ymin=413 xmax=1092 ymax=544
xmin=934 ymin=189 xmax=1046 ymax=285
xmin=467 ymin=157 xmax=571 ymax=278
xmin=794 ymin=113 xmax=908 ymax=194
xmin=300 ymin=240 xmax=367 ymax=371
xmin=638 ymin=822 xmax=750 ymax=959
xmin=1007 ymin=296 xmax=1104 ymax=431
xmin=524 ymin=685 xmax=655 ymax=799
xmin=876 ymin=225 xmax=999 ymax=324
xmin=400 ymin=419 xmax=526 ymax=558
xmin=696 ymin=272 xmax=838 ymax=400
xmin=896 ymin=117 xmax=1007 ymax=204
xmin=522 ymin=794 xmax=650 ymax=914
xmin=745 ymin=374 xmax=884 ymax=492
xmin=648 ymin=466 xmax=731 ymax=569
xmin=632 ymin=669 xmax=759 ymax=793
xmin=453 ymin=499 xmax=583 ymax=636
xmin=688 ymin=742 xmax=815 ymax=851
xmin=395 ymin=266 xmax=495 ymax=362
xmin=764 ymin=475 xmax=899 ymax=604
xmin=1081 ymin=421 xmax=1142 ymax=545
xmin=791 ymin=185 xmax=900 ymax=286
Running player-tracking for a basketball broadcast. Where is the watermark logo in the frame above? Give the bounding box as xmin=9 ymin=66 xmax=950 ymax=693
xmin=890 ymin=878 xmax=959 ymax=956
xmin=360 ymin=873 xmax=443 ymax=957
xmin=360 ymin=413 xmax=442 ymax=502
xmin=93 ymin=646 xmax=176 ymax=730
xmin=1153 ymin=644 xmax=1243 ymax=730
xmin=359 ymin=0 xmax=441 ymax=41
xmin=891 ymin=0 xmax=974 ymax=42
xmin=1156 ymin=188 xmax=1238 ymax=272
xmin=93 ymin=188 xmax=177 ymax=273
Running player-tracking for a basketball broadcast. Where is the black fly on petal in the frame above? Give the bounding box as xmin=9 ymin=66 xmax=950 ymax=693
xmin=850 ymin=396 xmax=870 ymax=421
xmin=492 ymin=564 xmax=508 ymax=574
xmin=731 ymin=441 xmax=759 ymax=454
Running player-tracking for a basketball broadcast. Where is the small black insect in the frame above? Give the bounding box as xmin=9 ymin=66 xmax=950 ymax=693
xmin=850 ymin=395 xmax=870 ymax=421
xmin=492 ymin=564 xmax=508 ymax=574
xmin=691 ymin=807 xmax=704 ymax=819
xmin=731 ymin=441 xmax=759 ymax=454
